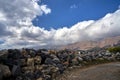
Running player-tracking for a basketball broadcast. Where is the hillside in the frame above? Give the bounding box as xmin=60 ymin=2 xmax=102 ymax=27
xmin=60 ymin=36 xmax=120 ymax=50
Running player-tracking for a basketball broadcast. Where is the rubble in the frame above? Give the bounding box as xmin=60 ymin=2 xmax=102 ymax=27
xmin=0 ymin=48 xmax=120 ymax=80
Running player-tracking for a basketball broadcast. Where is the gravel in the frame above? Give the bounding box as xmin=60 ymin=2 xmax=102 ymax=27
xmin=56 ymin=62 xmax=120 ymax=80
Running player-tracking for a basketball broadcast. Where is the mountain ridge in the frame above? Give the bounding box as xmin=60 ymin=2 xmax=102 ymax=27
xmin=60 ymin=36 xmax=120 ymax=50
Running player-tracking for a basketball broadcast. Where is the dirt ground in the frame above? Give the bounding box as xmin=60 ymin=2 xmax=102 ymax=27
xmin=56 ymin=62 xmax=120 ymax=80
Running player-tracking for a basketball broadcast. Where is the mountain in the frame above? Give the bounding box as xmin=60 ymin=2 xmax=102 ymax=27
xmin=60 ymin=36 xmax=120 ymax=50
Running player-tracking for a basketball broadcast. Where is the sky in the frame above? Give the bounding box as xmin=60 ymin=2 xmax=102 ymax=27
xmin=33 ymin=0 xmax=120 ymax=30
xmin=0 ymin=0 xmax=120 ymax=49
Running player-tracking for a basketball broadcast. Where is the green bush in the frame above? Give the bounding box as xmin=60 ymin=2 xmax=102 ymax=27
xmin=108 ymin=46 xmax=120 ymax=53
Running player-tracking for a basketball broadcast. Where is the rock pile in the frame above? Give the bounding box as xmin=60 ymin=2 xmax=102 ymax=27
xmin=0 ymin=48 xmax=120 ymax=80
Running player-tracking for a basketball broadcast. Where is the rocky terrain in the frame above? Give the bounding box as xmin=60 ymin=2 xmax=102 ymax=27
xmin=60 ymin=36 xmax=120 ymax=50
xmin=0 ymin=47 xmax=120 ymax=80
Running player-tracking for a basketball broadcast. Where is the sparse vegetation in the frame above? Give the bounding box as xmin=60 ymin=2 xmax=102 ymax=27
xmin=108 ymin=46 xmax=120 ymax=53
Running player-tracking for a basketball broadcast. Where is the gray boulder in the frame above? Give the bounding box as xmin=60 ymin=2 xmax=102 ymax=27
xmin=12 ymin=65 xmax=21 ymax=76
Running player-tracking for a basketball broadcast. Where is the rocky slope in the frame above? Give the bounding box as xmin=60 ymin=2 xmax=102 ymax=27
xmin=60 ymin=36 xmax=120 ymax=50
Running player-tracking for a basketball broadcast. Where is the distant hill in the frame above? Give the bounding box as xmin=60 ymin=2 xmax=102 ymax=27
xmin=60 ymin=36 xmax=120 ymax=50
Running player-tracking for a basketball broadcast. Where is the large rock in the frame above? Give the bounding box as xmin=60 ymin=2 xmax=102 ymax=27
xmin=29 ymin=49 xmax=36 ymax=57
xmin=56 ymin=63 xmax=64 ymax=74
xmin=104 ymin=51 xmax=112 ymax=57
xmin=0 ymin=64 xmax=11 ymax=79
xmin=7 ymin=49 xmax=22 ymax=59
xmin=27 ymin=58 xmax=34 ymax=66
xmin=45 ymin=58 xmax=54 ymax=65
xmin=20 ymin=59 xmax=27 ymax=66
xmin=82 ymin=55 xmax=92 ymax=61
xmin=0 ymin=50 xmax=8 ymax=61
xmin=115 ymin=52 xmax=120 ymax=60
xmin=77 ymin=57 xmax=83 ymax=62
xmin=11 ymin=65 xmax=21 ymax=76
xmin=34 ymin=56 xmax=42 ymax=65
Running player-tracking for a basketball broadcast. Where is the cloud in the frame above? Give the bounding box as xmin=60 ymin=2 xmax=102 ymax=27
xmin=0 ymin=0 xmax=51 ymax=27
xmin=119 ymin=5 xmax=120 ymax=9
xmin=0 ymin=0 xmax=51 ymax=49
xmin=0 ymin=24 xmax=12 ymax=37
xmin=86 ymin=10 xmax=120 ymax=40
xmin=0 ymin=0 xmax=120 ymax=49
xmin=40 ymin=5 xmax=51 ymax=14
xmin=70 ymin=4 xmax=77 ymax=9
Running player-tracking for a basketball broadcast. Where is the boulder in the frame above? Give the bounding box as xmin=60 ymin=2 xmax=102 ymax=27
xmin=29 ymin=50 xmax=36 ymax=57
xmin=20 ymin=59 xmax=27 ymax=66
xmin=8 ymin=49 xmax=22 ymax=59
xmin=82 ymin=55 xmax=92 ymax=61
xmin=11 ymin=65 xmax=21 ymax=76
xmin=34 ymin=70 xmax=43 ymax=79
xmin=52 ymin=57 xmax=60 ymax=65
xmin=56 ymin=64 xmax=64 ymax=74
xmin=34 ymin=56 xmax=42 ymax=65
xmin=77 ymin=57 xmax=83 ymax=62
xmin=0 ymin=50 xmax=8 ymax=61
xmin=21 ymin=49 xmax=28 ymax=57
xmin=0 ymin=64 xmax=11 ymax=79
xmin=105 ymin=52 xmax=112 ymax=57
xmin=27 ymin=58 xmax=34 ymax=66
xmin=45 ymin=58 xmax=54 ymax=65
xmin=116 ymin=52 xmax=120 ymax=56
xmin=115 ymin=52 xmax=120 ymax=60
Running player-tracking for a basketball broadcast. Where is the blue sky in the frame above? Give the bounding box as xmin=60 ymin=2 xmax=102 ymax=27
xmin=32 ymin=0 xmax=120 ymax=30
